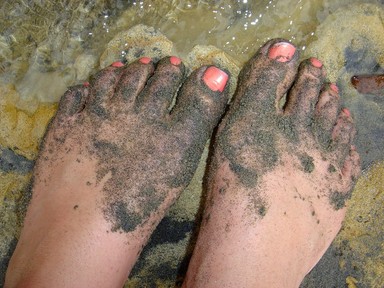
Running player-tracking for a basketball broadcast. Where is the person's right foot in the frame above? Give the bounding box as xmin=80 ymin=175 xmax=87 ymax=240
xmin=183 ymin=40 xmax=361 ymax=287
xmin=5 ymin=56 xmax=229 ymax=288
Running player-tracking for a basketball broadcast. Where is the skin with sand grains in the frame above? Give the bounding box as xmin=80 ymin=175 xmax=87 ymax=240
xmin=5 ymin=56 xmax=230 ymax=287
xmin=183 ymin=40 xmax=360 ymax=288
xmin=46 ymin=57 xmax=230 ymax=233
xmin=5 ymin=39 xmax=361 ymax=288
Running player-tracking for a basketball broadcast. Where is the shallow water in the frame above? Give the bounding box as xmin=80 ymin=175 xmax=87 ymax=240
xmin=0 ymin=0 xmax=381 ymax=102
xmin=1 ymin=0 xmax=384 ymax=286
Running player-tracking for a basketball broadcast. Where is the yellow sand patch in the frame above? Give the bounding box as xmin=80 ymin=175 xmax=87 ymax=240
xmin=0 ymin=84 xmax=57 ymax=160
xmin=346 ymin=276 xmax=358 ymax=288
xmin=336 ymin=161 xmax=384 ymax=287
xmin=0 ymin=171 xmax=31 ymax=204
xmin=0 ymin=171 xmax=32 ymax=259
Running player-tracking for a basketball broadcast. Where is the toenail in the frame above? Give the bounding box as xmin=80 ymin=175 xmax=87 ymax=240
xmin=310 ymin=57 xmax=322 ymax=68
xmin=330 ymin=83 xmax=339 ymax=93
xmin=268 ymin=42 xmax=296 ymax=62
xmin=170 ymin=56 xmax=181 ymax=66
xmin=139 ymin=57 xmax=152 ymax=64
xmin=83 ymin=81 xmax=90 ymax=87
xmin=111 ymin=61 xmax=124 ymax=67
xmin=203 ymin=66 xmax=228 ymax=92
xmin=341 ymin=108 xmax=351 ymax=117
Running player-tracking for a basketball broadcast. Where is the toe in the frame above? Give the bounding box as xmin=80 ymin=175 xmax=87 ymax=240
xmin=171 ymin=65 xmax=229 ymax=141
xmin=136 ymin=56 xmax=185 ymax=119
xmin=341 ymin=146 xmax=361 ymax=189
xmin=46 ymin=84 xmax=89 ymax=144
xmin=113 ymin=57 xmax=155 ymax=109
xmin=313 ymin=83 xmax=340 ymax=146
xmin=284 ymin=58 xmax=326 ymax=127
xmin=331 ymin=108 xmax=356 ymax=161
xmin=56 ymin=84 xmax=89 ymax=118
xmin=230 ymin=39 xmax=299 ymax=119
xmin=86 ymin=63 xmax=125 ymax=117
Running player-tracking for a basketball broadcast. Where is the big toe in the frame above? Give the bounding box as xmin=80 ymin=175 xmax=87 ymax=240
xmin=171 ymin=65 xmax=229 ymax=137
xmin=229 ymin=39 xmax=299 ymax=121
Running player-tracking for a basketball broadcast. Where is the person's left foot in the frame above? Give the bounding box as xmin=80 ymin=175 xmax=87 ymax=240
xmin=6 ymin=57 xmax=229 ymax=287
xmin=183 ymin=40 xmax=361 ymax=288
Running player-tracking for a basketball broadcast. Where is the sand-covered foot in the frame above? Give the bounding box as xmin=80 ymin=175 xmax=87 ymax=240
xmin=5 ymin=57 xmax=229 ymax=287
xmin=183 ymin=40 xmax=361 ymax=288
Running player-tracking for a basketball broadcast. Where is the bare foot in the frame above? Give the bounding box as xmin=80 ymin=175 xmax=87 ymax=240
xmin=5 ymin=57 xmax=229 ymax=287
xmin=183 ymin=40 xmax=361 ymax=287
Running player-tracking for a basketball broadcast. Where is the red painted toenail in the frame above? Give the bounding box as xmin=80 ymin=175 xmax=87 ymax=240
xmin=140 ymin=57 xmax=151 ymax=64
xmin=111 ymin=61 xmax=124 ymax=67
xmin=170 ymin=56 xmax=181 ymax=66
xmin=310 ymin=57 xmax=322 ymax=68
xmin=342 ymin=108 xmax=351 ymax=117
xmin=83 ymin=81 xmax=90 ymax=87
xmin=330 ymin=83 xmax=339 ymax=93
xmin=203 ymin=66 xmax=228 ymax=92
xmin=268 ymin=42 xmax=296 ymax=63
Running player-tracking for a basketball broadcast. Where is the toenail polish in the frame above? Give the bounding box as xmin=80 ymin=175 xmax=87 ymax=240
xmin=310 ymin=57 xmax=322 ymax=68
xmin=342 ymin=108 xmax=351 ymax=117
xmin=111 ymin=61 xmax=124 ymax=67
xmin=170 ymin=56 xmax=181 ymax=66
xmin=330 ymin=83 xmax=339 ymax=93
xmin=203 ymin=66 xmax=229 ymax=92
xmin=268 ymin=42 xmax=296 ymax=63
xmin=140 ymin=57 xmax=152 ymax=64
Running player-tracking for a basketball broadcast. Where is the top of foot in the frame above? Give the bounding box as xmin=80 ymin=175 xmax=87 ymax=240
xmin=217 ymin=39 xmax=360 ymax=211
xmin=6 ymin=56 xmax=231 ymax=287
xmin=41 ymin=57 xmax=230 ymax=233
xmin=184 ymin=39 xmax=361 ymax=288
